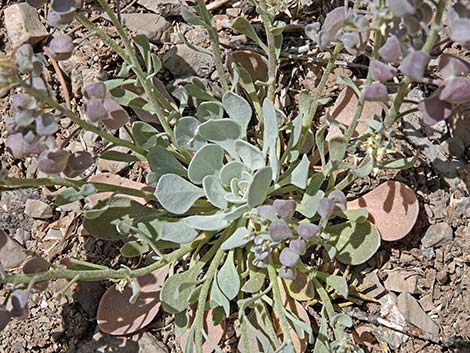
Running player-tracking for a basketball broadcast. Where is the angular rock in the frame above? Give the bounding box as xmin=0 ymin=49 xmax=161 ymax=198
xmin=384 ymin=271 xmax=418 ymax=294
xmin=4 ymin=3 xmax=48 ymax=47
xmin=162 ymin=44 xmax=214 ymax=77
xmin=138 ymin=332 xmax=168 ymax=353
xmin=138 ymin=0 xmax=185 ymax=17
xmin=121 ymin=14 xmax=170 ymax=43
xmin=397 ymin=292 xmax=439 ymax=335
xmin=24 ymin=199 xmax=53 ymax=219
xmin=0 ymin=229 xmax=28 ymax=269
xmin=421 ymin=223 xmax=453 ymax=248
xmin=362 ymin=272 xmax=387 ymax=302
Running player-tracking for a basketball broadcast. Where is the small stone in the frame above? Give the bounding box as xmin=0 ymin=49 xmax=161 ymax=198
xmin=120 ymin=14 xmax=170 ymax=43
xmin=24 ymin=199 xmax=53 ymax=219
xmin=384 ymin=271 xmax=419 ymax=294
xmin=162 ymin=44 xmax=215 ymax=77
xmin=0 ymin=229 xmax=28 ymax=269
xmin=138 ymin=332 xmax=168 ymax=353
xmin=419 ymin=294 xmax=434 ymax=312
xmin=97 ymin=147 xmax=130 ymax=174
xmin=226 ymin=8 xmax=241 ymax=17
xmin=362 ymin=272 xmax=387 ymax=302
xmin=436 ymin=270 xmax=449 ymax=285
xmin=13 ymin=229 xmax=30 ymax=245
xmin=4 ymin=3 xmax=48 ymax=47
xmin=450 ymin=197 xmax=470 ymax=218
xmin=421 ymin=223 xmax=453 ymax=248
xmin=138 ymin=0 xmax=185 ymax=17
xmin=397 ymin=292 xmax=439 ymax=335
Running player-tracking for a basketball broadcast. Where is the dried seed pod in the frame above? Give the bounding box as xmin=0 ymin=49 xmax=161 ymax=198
xmin=273 ymin=199 xmax=296 ymax=220
xmin=418 ymin=94 xmax=453 ymax=125
xmin=438 ymin=53 xmax=470 ymax=79
xmin=63 ymin=151 xmax=93 ymax=177
xmin=269 ymin=219 xmax=293 ymax=243
xmin=289 ymin=239 xmax=306 ymax=255
xmin=102 ymin=99 xmax=130 ymax=129
xmin=26 ymin=0 xmax=48 ymax=7
xmin=439 ymin=77 xmax=470 ymax=104
xmin=279 ymin=247 xmax=299 ymax=267
xmin=38 ymin=149 xmax=70 ymax=174
xmin=371 ymin=60 xmax=397 ymax=82
xmin=388 ymin=0 xmax=415 ymax=17
xmin=296 ymin=222 xmax=320 ymax=241
xmin=279 ymin=266 xmax=297 ymax=280
xmin=35 ymin=114 xmax=59 ymax=136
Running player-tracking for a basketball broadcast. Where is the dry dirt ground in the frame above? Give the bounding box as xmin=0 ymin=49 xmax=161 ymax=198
xmin=0 ymin=0 xmax=469 ymax=352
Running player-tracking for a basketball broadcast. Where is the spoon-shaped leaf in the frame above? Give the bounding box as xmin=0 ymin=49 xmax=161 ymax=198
xmin=155 ymin=174 xmax=205 ymax=215
xmin=97 ymin=266 xmax=169 ymax=335
xmin=347 ymin=181 xmax=419 ymax=241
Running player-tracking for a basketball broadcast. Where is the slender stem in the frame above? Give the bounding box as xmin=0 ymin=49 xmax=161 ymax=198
xmin=258 ymin=2 xmax=277 ymax=101
xmin=80 ymin=2 xmax=189 ymax=161
xmin=16 ymin=78 xmax=147 ymax=156
xmin=344 ymin=28 xmax=382 ymax=141
xmin=384 ymin=0 xmax=445 ymax=128
xmin=0 ymin=177 xmax=156 ymax=200
xmin=194 ymin=248 xmax=225 ymax=353
xmin=195 ymin=0 xmax=229 ymax=92
xmin=1 ymin=235 xmax=208 ymax=285
xmin=267 ymin=258 xmax=292 ymax=346
xmin=299 ymin=43 xmax=344 ymax=150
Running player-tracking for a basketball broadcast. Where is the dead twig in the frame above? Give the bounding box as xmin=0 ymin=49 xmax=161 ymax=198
xmin=43 ymin=46 xmax=72 ymax=111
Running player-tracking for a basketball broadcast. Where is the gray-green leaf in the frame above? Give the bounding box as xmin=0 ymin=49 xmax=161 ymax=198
xmin=216 ymin=251 xmax=240 ymax=300
xmin=223 ymin=92 xmax=252 ymax=136
xmin=148 ymin=146 xmax=187 ymax=182
xmin=247 ymin=167 xmax=272 ymax=208
xmin=221 ymin=226 xmax=251 ymax=250
xmin=235 ymin=140 xmax=265 ymax=171
xmin=160 ymin=221 xmax=198 ymax=244
xmin=155 ymin=174 xmax=205 ymax=214
xmin=188 ymin=144 xmax=225 ymax=184
xmin=203 ymin=175 xmax=228 ymax=209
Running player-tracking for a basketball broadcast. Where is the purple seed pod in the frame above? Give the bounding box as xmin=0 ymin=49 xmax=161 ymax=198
xmin=269 ymin=219 xmax=293 ymax=243
xmin=318 ymin=198 xmax=336 ymax=221
xmin=31 ymin=56 xmax=44 ymax=77
xmin=85 ymin=99 xmax=108 ymax=122
xmin=399 ymin=50 xmax=430 ymax=82
xmin=296 ymin=222 xmax=320 ymax=241
xmin=378 ymin=35 xmax=402 ymax=63
xmin=0 ymin=309 xmax=11 ymax=331
xmin=371 ymin=60 xmax=397 ymax=82
xmin=328 ymin=190 xmax=347 ymax=211
xmin=50 ymin=0 xmax=79 ymax=14
xmin=289 ymin=239 xmax=306 ymax=255
xmin=12 ymin=94 xmax=36 ymax=111
xmin=102 ymin=99 xmax=130 ymax=129
xmin=439 ymin=77 xmax=470 ymax=104
xmin=38 ymin=149 xmax=70 ymax=174
xmin=388 ymin=0 xmax=415 ymax=17
xmin=279 ymin=247 xmax=299 ymax=268
xmin=9 ymin=289 xmax=30 ymax=320
xmin=14 ymin=110 xmax=35 ymax=127
xmin=83 ymin=82 xmax=107 ymax=100
xmin=256 ymin=205 xmax=277 ymax=221
xmin=63 ymin=151 xmax=93 ymax=177
xmin=362 ymin=83 xmax=388 ymax=102
xmin=438 ymin=54 xmax=470 ymax=79
xmin=448 ymin=18 xmax=470 ymax=49
xmin=46 ymin=10 xmax=76 ymax=28
xmin=418 ymin=94 xmax=453 ymax=125
xmin=5 ymin=133 xmax=44 ymax=159
xmin=317 ymin=7 xmax=348 ymax=49
xmin=273 ymin=199 xmax=296 ymax=220
xmin=35 ymin=114 xmax=59 ymax=136
xmin=26 ymin=0 xmax=48 ymax=8
xmin=279 ymin=266 xmax=297 ymax=280
xmin=305 ymin=22 xmax=321 ymax=42
xmin=47 ymin=35 xmax=74 ymax=61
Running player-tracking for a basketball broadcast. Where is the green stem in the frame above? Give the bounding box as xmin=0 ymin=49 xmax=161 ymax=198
xmin=195 ymin=0 xmax=229 ymax=92
xmin=267 ymin=258 xmax=292 ymax=346
xmin=194 ymin=248 xmax=225 ymax=353
xmin=82 ymin=2 xmax=190 ymax=162
xmin=0 ymin=177 xmax=156 ymax=200
xmin=300 ymin=43 xmax=344 ymax=150
xmin=1 ymin=235 xmax=208 ymax=285
xmin=344 ymin=28 xmax=382 ymax=141
xmin=258 ymin=3 xmax=277 ymax=101
xmin=384 ymin=0 xmax=445 ymax=128
xmin=17 ymin=79 xmax=147 ymax=156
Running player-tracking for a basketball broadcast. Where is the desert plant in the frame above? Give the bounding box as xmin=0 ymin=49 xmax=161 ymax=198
xmin=0 ymin=0 xmax=466 ymax=352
